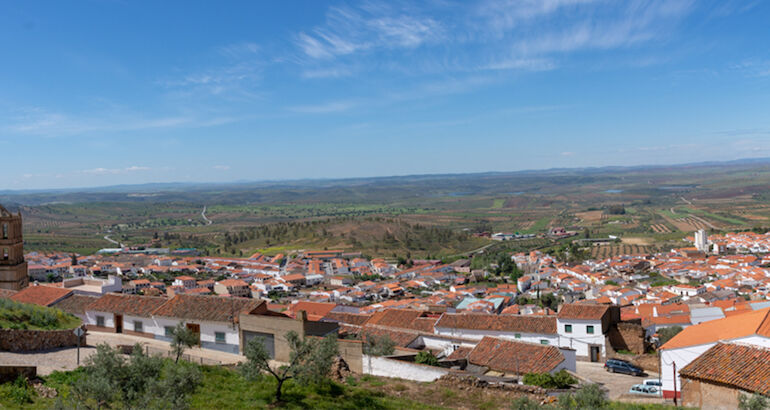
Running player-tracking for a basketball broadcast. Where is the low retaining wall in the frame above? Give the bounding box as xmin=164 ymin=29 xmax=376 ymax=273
xmin=0 ymin=366 xmax=36 ymax=383
xmin=0 ymin=326 xmax=86 ymax=352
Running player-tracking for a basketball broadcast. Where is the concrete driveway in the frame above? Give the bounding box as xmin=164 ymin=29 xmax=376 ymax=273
xmin=575 ymin=361 xmax=665 ymax=403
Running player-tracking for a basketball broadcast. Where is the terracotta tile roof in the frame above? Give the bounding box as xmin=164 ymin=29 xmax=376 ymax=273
xmin=366 ymin=309 xmax=422 ymax=328
xmin=468 ymin=336 xmax=566 ymax=375
xmin=10 ymin=285 xmax=73 ymax=307
xmin=446 ymin=346 xmax=472 ymax=360
xmin=360 ymin=325 xmax=419 ymax=347
xmin=662 ymin=307 xmax=770 ymax=350
xmin=679 ymin=343 xmax=770 ymax=395
xmin=217 ymin=279 xmax=249 ymax=287
xmin=322 ymin=311 xmax=372 ymax=326
xmin=411 ymin=317 xmax=439 ymax=333
xmin=287 ymin=301 xmax=337 ymax=321
xmin=51 ymin=294 xmax=98 ymax=316
xmin=152 ymin=294 xmax=263 ymax=323
xmin=435 ymin=313 xmax=557 ymax=335
xmin=558 ymin=303 xmax=610 ymax=320
xmin=86 ymin=294 xmax=168 ymax=317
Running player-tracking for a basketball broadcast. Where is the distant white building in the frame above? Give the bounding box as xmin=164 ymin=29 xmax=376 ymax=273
xmin=694 ymin=229 xmax=708 ymax=252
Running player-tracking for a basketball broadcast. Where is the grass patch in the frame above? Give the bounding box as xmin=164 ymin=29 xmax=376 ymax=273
xmin=0 ymin=299 xmax=81 ymax=330
xmin=678 ymin=207 xmax=746 ymax=226
xmin=491 ymin=199 xmax=505 ymax=209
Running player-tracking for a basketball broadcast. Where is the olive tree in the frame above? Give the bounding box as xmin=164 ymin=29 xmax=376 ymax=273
xmin=170 ymin=323 xmax=199 ymax=363
xmin=240 ymin=331 xmax=338 ymax=402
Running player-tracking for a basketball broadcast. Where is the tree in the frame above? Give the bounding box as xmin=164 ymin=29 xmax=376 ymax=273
xmin=71 ymin=254 xmax=78 ymax=266
xmin=66 ymin=343 xmax=201 ymax=409
xmin=657 ymin=326 xmax=683 ymax=346
xmin=414 ymin=351 xmax=439 ymax=366
xmin=362 ymin=333 xmax=395 ymax=357
xmin=170 ymin=323 xmax=199 ymax=363
xmin=240 ymin=331 xmax=339 ymax=402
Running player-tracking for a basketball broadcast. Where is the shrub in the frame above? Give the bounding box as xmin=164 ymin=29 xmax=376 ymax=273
xmin=558 ymin=383 xmax=607 ymax=409
xmin=739 ymin=393 xmax=769 ymax=410
xmin=415 ymin=351 xmax=439 ymax=366
xmin=63 ymin=343 xmax=201 ymax=409
xmin=523 ymin=370 xmax=576 ymax=389
xmin=0 ymin=375 xmax=33 ymax=405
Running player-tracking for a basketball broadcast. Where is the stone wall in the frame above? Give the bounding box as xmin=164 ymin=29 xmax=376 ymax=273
xmin=0 ymin=366 xmax=36 ymax=383
xmin=606 ymin=351 xmax=660 ymax=373
xmin=0 ymin=326 xmax=86 ymax=352
xmin=338 ymin=339 xmax=363 ymax=374
xmin=681 ymin=377 xmax=746 ymax=410
xmin=607 ymin=321 xmax=645 ymax=354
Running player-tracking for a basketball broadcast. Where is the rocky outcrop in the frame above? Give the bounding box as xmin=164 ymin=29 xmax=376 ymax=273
xmin=0 ymin=326 xmax=86 ymax=352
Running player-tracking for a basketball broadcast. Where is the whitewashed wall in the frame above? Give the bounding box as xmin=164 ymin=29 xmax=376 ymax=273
xmin=434 ymin=327 xmax=558 ymax=346
xmin=556 ymin=318 xmax=605 ymax=357
xmin=85 ymin=310 xmax=115 ymax=328
xmin=362 ymin=355 xmax=448 ymax=382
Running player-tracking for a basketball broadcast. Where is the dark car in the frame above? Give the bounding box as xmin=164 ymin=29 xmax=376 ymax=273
xmin=604 ymin=359 xmax=644 ymax=376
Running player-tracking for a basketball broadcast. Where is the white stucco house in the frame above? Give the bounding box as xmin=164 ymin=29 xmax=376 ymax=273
xmin=659 ymin=307 xmax=770 ymax=400
xmin=556 ymin=304 xmax=616 ymax=361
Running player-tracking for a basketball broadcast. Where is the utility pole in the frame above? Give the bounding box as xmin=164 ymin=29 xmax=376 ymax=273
xmin=673 ymin=361 xmax=678 ymax=406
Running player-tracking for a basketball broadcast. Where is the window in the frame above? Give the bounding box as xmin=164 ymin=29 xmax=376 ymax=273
xmin=165 ymin=326 xmax=174 ymax=338
xmin=587 ymin=325 xmax=595 ymax=334
xmin=134 ymin=321 xmax=143 ymax=333
xmin=565 ymin=324 xmax=572 ymax=333
xmin=2 ymin=223 xmax=7 ymax=239
xmin=514 ymin=333 xmax=521 ymax=339
xmin=215 ymin=332 xmax=226 ymax=344
xmin=540 ymin=340 xmax=549 ymax=345
xmin=2 ymin=248 xmax=8 ymax=260
xmin=96 ymin=315 xmax=105 ymax=327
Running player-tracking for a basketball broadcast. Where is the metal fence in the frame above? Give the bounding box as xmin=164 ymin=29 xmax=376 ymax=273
xmin=142 ymin=345 xmax=224 ymax=366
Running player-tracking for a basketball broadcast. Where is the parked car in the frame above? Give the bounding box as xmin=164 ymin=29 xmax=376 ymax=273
xmin=643 ymin=379 xmax=662 ymax=388
xmin=604 ymin=359 xmax=644 ymax=376
xmin=629 ymin=383 xmax=661 ymax=396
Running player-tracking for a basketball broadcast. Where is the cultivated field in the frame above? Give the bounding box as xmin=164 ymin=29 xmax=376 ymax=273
xmin=3 ymin=161 xmax=770 ymax=258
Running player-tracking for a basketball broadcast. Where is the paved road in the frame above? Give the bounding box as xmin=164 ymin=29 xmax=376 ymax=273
xmin=103 ymin=235 xmax=124 ymax=247
xmin=201 ymin=205 xmax=212 ymax=225
xmin=575 ymin=361 xmax=664 ymax=403
xmin=0 ymin=332 xmax=245 ymax=376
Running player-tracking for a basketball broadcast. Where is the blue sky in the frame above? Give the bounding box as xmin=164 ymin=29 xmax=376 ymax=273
xmin=2 ymin=0 xmax=770 ymax=189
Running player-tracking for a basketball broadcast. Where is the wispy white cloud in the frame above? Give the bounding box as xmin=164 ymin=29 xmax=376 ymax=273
xmin=2 ymin=106 xmax=238 ymax=137
xmin=482 ymin=57 xmax=555 ymax=71
xmin=213 ymin=165 xmax=231 ymax=171
xmin=289 ymin=100 xmax=357 ymax=114
xmin=295 ymin=4 xmax=443 ymax=60
xmin=80 ymin=166 xmax=151 ymax=175
xmin=301 ymin=67 xmax=353 ymax=79
xmin=730 ymin=60 xmax=770 ymax=78
xmin=477 ymin=0 xmax=600 ymax=32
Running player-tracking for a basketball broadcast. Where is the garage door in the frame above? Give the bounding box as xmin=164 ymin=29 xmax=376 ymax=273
xmin=242 ymin=331 xmax=275 ymax=359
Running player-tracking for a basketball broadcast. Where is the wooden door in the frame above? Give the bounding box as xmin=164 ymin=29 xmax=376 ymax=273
xmin=186 ymin=323 xmax=201 ymax=345
xmin=114 ymin=314 xmax=123 ymax=333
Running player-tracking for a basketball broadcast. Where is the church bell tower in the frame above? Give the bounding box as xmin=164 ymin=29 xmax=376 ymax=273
xmin=0 ymin=204 xmax=28 ymax=290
